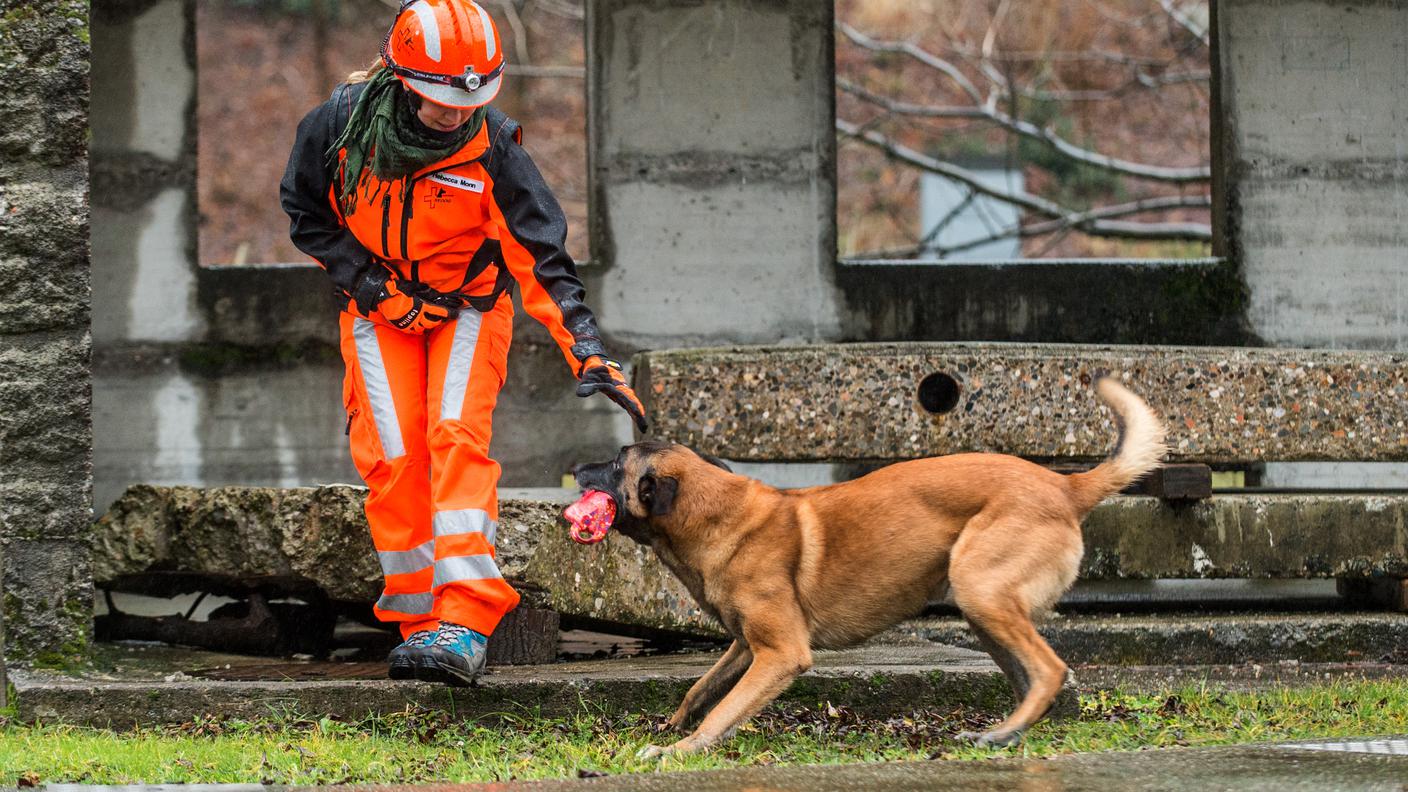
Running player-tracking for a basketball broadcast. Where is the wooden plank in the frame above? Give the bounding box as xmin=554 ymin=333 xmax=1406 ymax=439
xmin=1131 ymin=464 xmax=1213 ymax=501
xmin=486 ymin=607 xmax=561 ymax=666
xmin=1338 ymin=579 xmax=1408 ymax=613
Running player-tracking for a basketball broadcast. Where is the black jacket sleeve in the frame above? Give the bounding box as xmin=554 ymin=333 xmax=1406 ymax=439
xmin=279 ymin=84 xmax=374 ymax=295
xmin=484 ymin=109 xmax=607 ymax=372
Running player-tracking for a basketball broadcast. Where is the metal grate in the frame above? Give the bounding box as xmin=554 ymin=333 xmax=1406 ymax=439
xmin=1277 ymin=739 xmax=1408 ymax=755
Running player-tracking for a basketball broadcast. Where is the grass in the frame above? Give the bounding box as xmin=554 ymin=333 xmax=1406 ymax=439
xmin=3 ymin=680 xmax=1407 ymax=785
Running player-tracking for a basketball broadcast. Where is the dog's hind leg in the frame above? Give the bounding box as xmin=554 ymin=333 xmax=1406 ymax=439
xmin=948 ymin=518 xmax=1078 ymax=748
xmin=664 ymin=640 xmax=753 ymax=732
xmin=966 ymin=618 xmax=1029 ymax=702
xmin=955 ymin=606 xmax=1065 ymax=747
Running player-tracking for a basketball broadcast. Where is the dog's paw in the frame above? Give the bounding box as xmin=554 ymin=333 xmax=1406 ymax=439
xmin=636 ymin=744 xmax=673 ymax=761
xmin=955 ymin=729 xmax=1023 ymax=748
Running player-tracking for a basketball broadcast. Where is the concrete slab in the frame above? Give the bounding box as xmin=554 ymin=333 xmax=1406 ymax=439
xmin=637 ymin=343 xmax=1408 ymax=463
xmin=93 ymin=485 xmax=713 ymax=636
xmin=11 ymin=641 xmax=1013 ymax=729
xmin=1079 ymin=494 xmax=1408 ymax=580
xmin=92 ymin=487 xmax=1408 ymax=649
xmin=902 ymin=612 xmax=1408 ymax=666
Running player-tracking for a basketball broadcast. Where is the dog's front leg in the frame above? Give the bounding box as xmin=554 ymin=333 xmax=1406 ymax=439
xmin=639 ymin=611 xmax=811 ymax=759
xmin=664 ymin=639 xmax=753 ymax=733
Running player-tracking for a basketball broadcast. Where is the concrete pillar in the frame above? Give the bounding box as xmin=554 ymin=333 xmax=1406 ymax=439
xmin=587 ymin=0 xmax=840 ymax=348
xmin=1217 ymin=0 xmax=1408 ymax=350
xmin=90 ymin=0 xmax=201 ymax=347
xmin=0 ymin=0 xmax=94 ymax=662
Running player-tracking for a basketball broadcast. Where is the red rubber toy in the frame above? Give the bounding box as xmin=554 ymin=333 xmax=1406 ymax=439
xmin=565 ymin=490 xmax=616 ymax=544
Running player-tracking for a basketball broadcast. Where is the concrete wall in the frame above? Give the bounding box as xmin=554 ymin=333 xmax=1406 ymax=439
xmin=586 ymin=0 xmax=841 ymax=348
xmin=85 ymin=0 xmax=1408 ymax=516
xmin=1219 ymin=0 xmax=1408 ymax=350
xmin=0 ymin=1 xmax=93 ymax=662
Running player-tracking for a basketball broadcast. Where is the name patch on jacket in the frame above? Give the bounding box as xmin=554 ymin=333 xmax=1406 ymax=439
xmin=428 ymin=173 xmax=485 ymax=193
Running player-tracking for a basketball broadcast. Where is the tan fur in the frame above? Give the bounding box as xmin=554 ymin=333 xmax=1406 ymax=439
xmin=580 ymin=378 xmax=1165 ymax=757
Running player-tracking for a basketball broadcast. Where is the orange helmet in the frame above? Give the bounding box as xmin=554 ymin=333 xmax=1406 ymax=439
xmin=381 ymin=0 xmax=504 ymax=109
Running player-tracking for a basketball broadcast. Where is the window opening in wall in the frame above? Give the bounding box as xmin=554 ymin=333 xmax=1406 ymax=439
xmin=835 ymin=0 xmax=1213 ymax=262
xmin=196 ymin=0 xmax=588 ymax=267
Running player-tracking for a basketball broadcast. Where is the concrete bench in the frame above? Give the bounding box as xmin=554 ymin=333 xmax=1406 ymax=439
xmin=636 ymin=343 xmax=1408 ymax=463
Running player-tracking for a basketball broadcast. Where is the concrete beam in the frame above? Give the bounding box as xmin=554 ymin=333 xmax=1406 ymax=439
xmin=638 ymin=343 xmax=1408 ymax=463
xmin=836 ymin=259 xmax=1254 ymax=346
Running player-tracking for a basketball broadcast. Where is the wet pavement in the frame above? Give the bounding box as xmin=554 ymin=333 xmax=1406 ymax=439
xmin=41 ymin=740 xmax=1408 ymax=791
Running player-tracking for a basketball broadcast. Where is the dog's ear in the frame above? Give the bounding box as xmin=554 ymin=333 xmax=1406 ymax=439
xmin=638 ymin=473 xmax=679 ymax=516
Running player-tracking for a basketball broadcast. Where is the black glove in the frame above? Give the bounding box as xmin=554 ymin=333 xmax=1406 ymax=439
xmin=348 ymin=266 xmax=460 ymax=333
xmin=576 ymin=355 xmax=649 ymax=434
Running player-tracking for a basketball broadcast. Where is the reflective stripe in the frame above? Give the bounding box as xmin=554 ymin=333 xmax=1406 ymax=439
xmin=439 ymin=311 xmax=482 ymax=422
xmin=433 ymin=554 xmax=503 ymax=587
xmin=433 ymin=508 xmax=497 ymax=545
xmin=411 ymin=1 xmax=442 ymax=62
xmin=353 ymin=318 xmax=406 ymax=459
xmin=475 ymin=1 xmax=497 ymax=61
xmin=376 ymin=591 xmax=434 ymax=615
xmin=378 ymin=541 xmax=434 ymax=576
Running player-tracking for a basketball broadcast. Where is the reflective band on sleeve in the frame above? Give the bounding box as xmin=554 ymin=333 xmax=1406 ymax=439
xmin=439 ymin=311 xmax=483 ymax=422
xmin=378 ymin=540 xmax=434 ymax=576
xmin=353 ymin=318 xmax=407 ymax=459
xmin=433 ymin=554 xmax=504 ymax=587
xmin=433 ymin=508 xmax=498 ymax=545
xmin=375 ymin=591 xmax=434 ymax=616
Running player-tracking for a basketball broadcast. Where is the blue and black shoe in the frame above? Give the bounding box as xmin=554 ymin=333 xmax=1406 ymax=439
xmin=414 ymin=622 xmax=489 ymax=686
xmin=387 ymin=629 xmax=436 ymax=680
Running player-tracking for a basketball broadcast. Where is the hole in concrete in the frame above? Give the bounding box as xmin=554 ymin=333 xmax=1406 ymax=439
xmin=917 ymin=372 xmax=962 ymax=414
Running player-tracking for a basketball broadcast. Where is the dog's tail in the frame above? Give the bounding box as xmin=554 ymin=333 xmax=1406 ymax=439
xmin=1066 ymin=376 xmax=1167 ymax=514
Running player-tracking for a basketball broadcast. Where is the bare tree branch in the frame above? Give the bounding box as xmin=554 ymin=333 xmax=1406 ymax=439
xmin=1156 ymin=0 xmax=1210 ymax=47
xmin=836 ymin=22 xmax=984 ymax=104
xmin=534 ymin=0 xmax=583 ymax=20
xmin=838 ymin=117 xmax=1066 ymax=216
xmin=839 ymin=79 xmax=1210 ymax=183
xmin=1135 ymin=68 xmax=1211 ymax=88
xmin=837 ymin=118 xmax=1212 ymax=245
xmin=846 ymin=194 xmax=1212 ymax=259
xmin=841 ymin=21 xmax=1207 ymax=109
xmin=487 ymin=0 xmax=532 ymax=64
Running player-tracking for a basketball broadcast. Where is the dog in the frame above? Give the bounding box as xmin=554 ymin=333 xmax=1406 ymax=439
xmin=571 ymin=377 xmax=1165 ymax=758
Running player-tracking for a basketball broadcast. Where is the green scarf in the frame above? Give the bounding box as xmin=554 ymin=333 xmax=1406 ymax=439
xmin=328 ymin=68 xmax=488 ymax=215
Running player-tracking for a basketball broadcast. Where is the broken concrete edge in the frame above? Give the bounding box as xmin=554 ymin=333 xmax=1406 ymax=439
xmin=11 ymin=664 xmax=1030 ymax=729
xmin=634 ymin=342 xmax=1408 ymax=463
xmin=91 ymin=484 xmax=724 ymax=640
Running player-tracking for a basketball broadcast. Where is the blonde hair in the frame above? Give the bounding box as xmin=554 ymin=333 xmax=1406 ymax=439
xmin=346 ymin=57 xmax=387 ymax=84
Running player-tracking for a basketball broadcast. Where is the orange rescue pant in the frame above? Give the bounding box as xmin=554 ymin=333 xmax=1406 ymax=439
xmin=339 ymin=299 xmax=520 ymax=640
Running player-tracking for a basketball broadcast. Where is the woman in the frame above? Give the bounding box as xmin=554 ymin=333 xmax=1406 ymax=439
xmin=280 ymin=0 xmax=646 ymax=686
